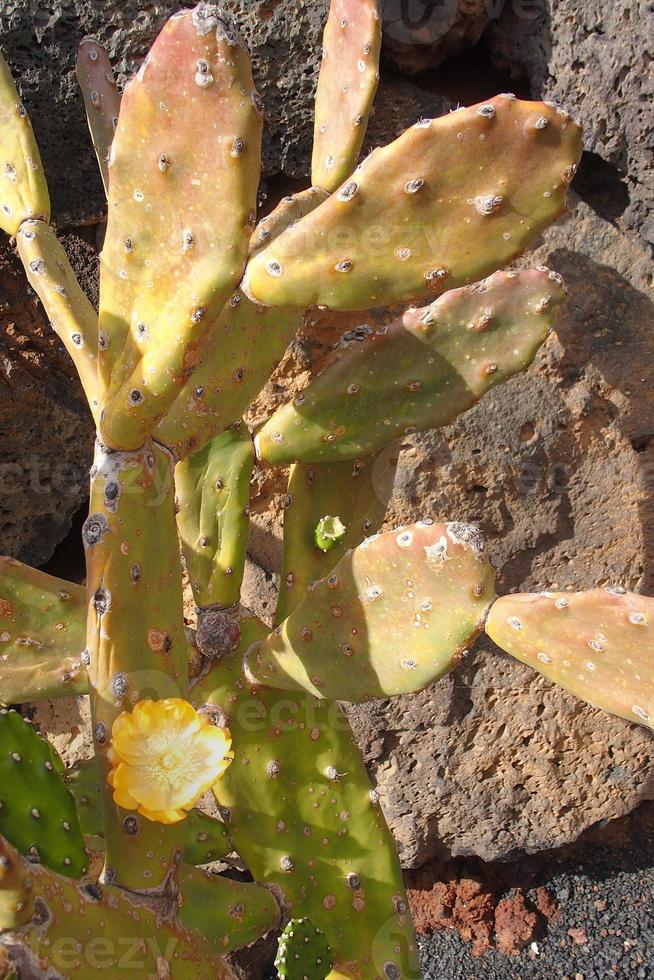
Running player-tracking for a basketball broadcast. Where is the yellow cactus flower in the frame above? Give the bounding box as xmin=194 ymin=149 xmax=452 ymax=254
xmin=107 ymin=698 xmax=232 ymax=825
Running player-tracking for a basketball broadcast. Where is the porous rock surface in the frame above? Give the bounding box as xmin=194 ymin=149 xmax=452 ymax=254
xmin=381 ymin=0 xmax=489 ymax=75
xmin=487 ymin=0 xmax=654 ymax=250
xmin=0 ymin=0 xmax=447 ymax=224
xmin=0 ymin=234 xmax=94 ymax=566
xmin=246 ymin=198 xmax=654 ymax=865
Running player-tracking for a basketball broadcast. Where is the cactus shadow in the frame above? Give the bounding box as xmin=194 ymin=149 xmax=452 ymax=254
xmin=545 ymin=247 xmax=654 ymax=595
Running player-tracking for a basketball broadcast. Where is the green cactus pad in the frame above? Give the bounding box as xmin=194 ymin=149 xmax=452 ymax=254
xmin=84 ymin=440 xmax=188 ymax=890
xmin=255 ymin=268 xmax=564 ymax=465
xmin=0 ymin=836 xmax=236 ymax=978
xmin=0 ymin=52 xmax=50 ymax=235
xmin=0 ymin=557 xmax=87 ymax=705
xmin=249 ymin=521 xmax=495 ymax=702
xmin=192 ymin=614 xmax=420 ymax=978
xmin=311 ymin=0 xmax=381 ymax=193
xmin=176 ymin=426 xmax=254 ymax=610
xmin=277 ymin=446 xmax=398 ymax=622
xmin=179 ymin=864 xmax=280 ymax=955
xmin=98 ymin=7 xmax=263 ymax=449
xmin=17 ymin=220 xmax=100 ymax=421
xmin=155 ymin=291 xmax=303 ymax=459
xmin=244 ymin=96 xmax=582 ymax=312
xmin=67 ymin=758 xmax=234 ymax=865
xmin=275 ymin=917 xmax=334 ymax=980
xmin=486 ymin=588 xmax=654 ymax=730
xmin=0 ymin=710 xmax=86 ymax=877
xmin=75 ymin=39 xmax=121 ymax=197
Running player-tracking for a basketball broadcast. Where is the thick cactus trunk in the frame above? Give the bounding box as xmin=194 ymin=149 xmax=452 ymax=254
xmin=83 ymin=439 xmax=188 ymax=893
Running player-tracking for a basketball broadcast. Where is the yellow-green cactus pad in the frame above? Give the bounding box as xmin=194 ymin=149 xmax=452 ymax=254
xmin=256 ymin=268 xmax=564 ymax=465
xmin=249 ymin=521 xmax=496 ymax=701
xmin=98 ymin=5 xmax=262 ymax=449
xmin=17 ymin=220 xmax=100 ymax=420
xmin=277 ymin=445 xmax=398 ymax=622
xmin=486 ymin=588 xmax=654 ymax=730
xmin=0 ymin=558 xmax=87 ymax=704
xmin=311 ymin=0 xmax=381 ymax=193
xmin=178 ymin=864 xmax=280 ymax=955
xmin=155 ymin=290 xmax=302 ymax=460
xmin=176 ymin=427 xmax=254 ymax=610
xmin=83 ymin=440 xmax=187 ymax=890
xmin=244 ymin=95 xmax=582 ymax=311
xmin=0 ymin=52 xmax=50 ymax=235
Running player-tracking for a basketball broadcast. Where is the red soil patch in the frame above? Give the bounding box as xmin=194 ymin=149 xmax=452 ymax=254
xmin=406 ymin=859 xmax=560 ymax=956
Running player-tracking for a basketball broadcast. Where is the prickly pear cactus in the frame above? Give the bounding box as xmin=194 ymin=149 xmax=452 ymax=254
xmin=0 ymin=711 xmax=86 ymax=878
xmin=275 ymin=917 xmax=334 ymax=980
xmin=2 ymin=2 xmax=649 ymax=978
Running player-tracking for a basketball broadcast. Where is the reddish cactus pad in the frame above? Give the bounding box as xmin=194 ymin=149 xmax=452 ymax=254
xmin=98 ymin=5 xmax=262 ymax=449
xmin=311 ymin=0 xmax=381 ymax=192
xmin=486 ymin=589 xmax=654 ymax=730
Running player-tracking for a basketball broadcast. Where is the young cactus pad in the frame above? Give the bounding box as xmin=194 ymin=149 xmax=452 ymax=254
xmin=244 ymin=96 xmax=582 ymax=311
xmin=275 ymin=917 xmax=334 ymax=980
xmin=0 ymin=710 xmax=86 ymax=878
xmin=311 ymin=0 xmax=381 ymax=193
xmin=248 ymin=521 xmax=496 ymax=701
xmin=256 ymin=268 xmax=564 ymax=465
xmin=486 ymin=589 xmax=654 ymax=730
xmin=0 ymin=52 xmax=50 ymax=234
xmin=75 ymin=38 xmax=121 ymax=196
xmin=0 ymin=558 xmax=87 ymax=704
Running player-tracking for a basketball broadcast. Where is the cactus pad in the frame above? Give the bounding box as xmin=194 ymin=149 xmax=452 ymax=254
xmin=17 ymin=220 xmax=100 ymax=420
xmin=486 ymin=588 xmax=654 ymax=730
xmin=250 ymin=186 xmax=330 ymax=255
xmin=0 ymin=52 xmax=50 ymax=235
xmin=256 ymin=268 xmax=563 ymax=465
xmin=192 ymin=613 xmax=420 ymax=978
xmin=0 ymin=710 xmax=86 ymax=877
xmin=98 ymin=6 xmax=263 ymax=449
xmin=67 ymin=758 xmax=234 ymax=865
xmin=277 ymin=445 xmax=398 ymax=622
xmin=176 ymin=426 xmax=254 ymax=610
xmin=179 ymin=863 xmax=281 ymax=954
xmin=0 ymin=836 xmax=237 ymax=978
xmin=249 ymin=521 xmax=495 ymax=701
xmin=244 ymin=96 xmax=582 ymax=311
xmin=275 ymin=917 xmax=334 ymax=980
xmin=311 ymin=0 xmax=381 ymax=193
xmin=155 ymin=292 xmax=303 ymax=459
xmin=76 ymin=39 xmax=121 ymax=196
xmin=84 ymin=440 xmax=188 ymax=890
xmin=0 ymin=557 xmax=87 ymax=704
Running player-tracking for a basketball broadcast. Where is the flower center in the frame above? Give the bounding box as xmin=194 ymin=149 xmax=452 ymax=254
xmin=160 ymin=751 xmax=180 ymax=773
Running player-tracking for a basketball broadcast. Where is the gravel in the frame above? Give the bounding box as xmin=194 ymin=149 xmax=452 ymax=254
xmin=418 ymin=801 xmax=654 ymax=979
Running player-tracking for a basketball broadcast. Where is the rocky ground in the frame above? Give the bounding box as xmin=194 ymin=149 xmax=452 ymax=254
xmin=1 ymin=1 xmax=653 ymax=977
